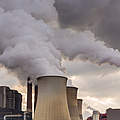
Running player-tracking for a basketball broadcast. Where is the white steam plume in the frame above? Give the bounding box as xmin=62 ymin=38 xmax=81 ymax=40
xmin=0 ymin=0 xmax=120 ymax=84
xmin=0 ymin=9 xmax=62 ymax=84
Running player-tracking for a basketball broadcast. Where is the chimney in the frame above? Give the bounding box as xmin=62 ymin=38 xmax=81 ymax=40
xmin=27 ymin=77 xmax=32 ymax=113
xmin=34 ymin=76 xmax=71 ymax=120
xmin=77 ymin=99 xmax=83 ymax=120
xmin=93 ymin=111 xmax=100 ymax=120
xmin=67 ymin=87 xmax=80 ymax=120
xmin=34 ymin=85 xmax=38 ymax=112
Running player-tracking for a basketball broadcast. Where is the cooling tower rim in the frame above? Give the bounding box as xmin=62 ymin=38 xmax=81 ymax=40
xmin=36 ymin=75 xmax=68 ymax=80
xmin=67 ymin=86 xmax=78 ymax=90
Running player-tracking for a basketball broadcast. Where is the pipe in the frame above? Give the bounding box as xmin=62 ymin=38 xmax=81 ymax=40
xmin=4 ymin=115 xmax=22 ymax=120
xmin=35 ymin=76 xmax=71 ymax=120
xmin=67 ymin=87 xmax=80 ymax=120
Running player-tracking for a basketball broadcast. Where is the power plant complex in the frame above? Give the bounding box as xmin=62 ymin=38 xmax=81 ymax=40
xmin=1 ymin=75 xmax=119 ymax=120
xmin=0 ymin=76 xmax=83 ymax=120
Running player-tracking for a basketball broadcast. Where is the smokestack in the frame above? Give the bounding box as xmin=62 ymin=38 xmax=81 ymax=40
xmin=35 ymin=76 xmax=71 ymax=120
xmin=67 ymin=87 xmax=80 ymax=120
xmin=27 ymin=77 xmax=32 ymax=113
xmin=77 ymin=99 xmax=83 ymax=120
xmin=34 ymin=85 xmax=38 ymax=112
xmin=93 ymin=111 xmax=100 ymax=120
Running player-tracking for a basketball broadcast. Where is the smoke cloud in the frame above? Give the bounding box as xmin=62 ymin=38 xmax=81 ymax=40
xmin=0 ymin=0 xmax=120 ymax=84
xmin=0 ymin=8 xmax=63 ymax=83
xmin=55 ymin=0 xmax=120 ymax=50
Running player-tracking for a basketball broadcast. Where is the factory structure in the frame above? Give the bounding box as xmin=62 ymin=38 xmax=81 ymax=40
xmin=0 ymin=76 xmax=83 ymax=120
xmin=0 ymin=86 xmax=22 ymax=118
xmin=0 ymin=75 xmax=120 ymax=120
xmin=87 ymin=108 xmax=120 ymax=120
xmin=0 ymin=78 xmax=32 ymax=120
xmin=34 ymin=76 xmax=83 ymax=120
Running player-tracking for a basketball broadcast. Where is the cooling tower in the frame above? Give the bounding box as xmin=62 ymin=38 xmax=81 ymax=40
xmin=34 ymin=76 xmax=71 ymax=120
xmin=27 ymin=77 xmax=32 ymax=113
xmin=77 ymin=99 xmax=83 ymax=120
xmin=67 ymin=87 xmax=80 ymax=120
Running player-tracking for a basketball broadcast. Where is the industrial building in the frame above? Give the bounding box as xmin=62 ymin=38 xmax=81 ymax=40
xmin=0 ymin=86 xmax=22 ymax=119
xmin=0 ymin=84 xmax=32 ymax=120
xmin=107 ymin=108 xmax=120 ymax=120
xmin=0 ymin=76 xmax=84 ymax=120
xmin=0 ymin=86 xmax=22 ymax=111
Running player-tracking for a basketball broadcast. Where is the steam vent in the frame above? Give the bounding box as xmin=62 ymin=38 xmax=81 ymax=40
xmin=67 ymin=87 xmax=80 ymax=120
xmin=34 ymin=76 xmax=71 ymax=120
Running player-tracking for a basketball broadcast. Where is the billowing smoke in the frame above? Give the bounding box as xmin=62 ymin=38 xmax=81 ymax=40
xmin=0 ymin=5 xmax=63 ymax=83
xmin=55 ymin=0 xmax=120 ymax=50
xmin=0 ymin=0 xmax=120 ymax=84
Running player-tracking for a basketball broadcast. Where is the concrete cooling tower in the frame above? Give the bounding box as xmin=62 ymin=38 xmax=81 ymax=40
xmin=77 ymin=99 xmax=83 ymax=120
xmin=67 ymin=87 xmax=80 ymax=120
xmin=34 ymin=76 xmax=71 ymax=120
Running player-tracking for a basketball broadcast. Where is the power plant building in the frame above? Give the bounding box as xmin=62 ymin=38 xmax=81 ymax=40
xmin=0 ymin=86 xmax=22 ymax=111
xmin=0 ymin=86 xmax=23 ymax=119
xmin=107 ymin=108 xmax=120 ymax=120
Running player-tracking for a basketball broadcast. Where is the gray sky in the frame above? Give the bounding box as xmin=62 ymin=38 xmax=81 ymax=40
xmin=54 ymin=0 xmax=120 ymax=50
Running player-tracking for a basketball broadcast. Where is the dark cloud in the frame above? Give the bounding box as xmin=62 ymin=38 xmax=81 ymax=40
xmin=94 ymin=0 xmax=120 ymax=49
xmin=54 ymin=0 xmax=108 ymax=29
xmin=54 ymin=0 xmax=120 ymax=50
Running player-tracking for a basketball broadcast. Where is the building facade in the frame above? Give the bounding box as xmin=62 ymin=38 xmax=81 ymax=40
xmin=0 ymin=86 xmax=22 ymax=111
